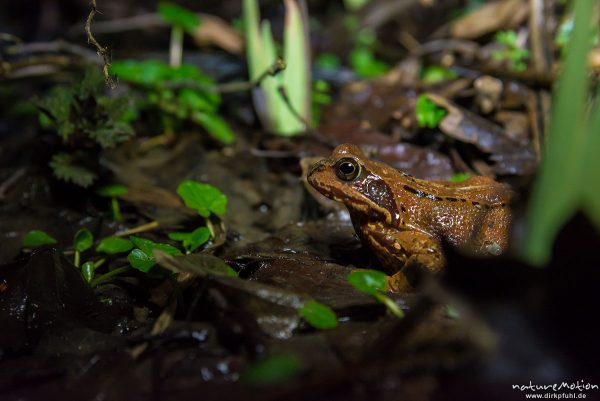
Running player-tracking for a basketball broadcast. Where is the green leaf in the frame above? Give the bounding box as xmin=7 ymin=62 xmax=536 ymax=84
xmin=97 ymin=184 xmax=128 ymax=197
xmin=416 ymin=95 xmax=447 ymax=128
xmin=315 ymin=53 xmax=341 ymax=70
xmin=50 ymin=153 xmax=97 ymax=188
xmin=523 ymin=0 xmax=596 ymax=265
xmin=127 ymin=248 xmax=156 ymax=272
xmin=73 ymin=228 xmax=93 ymax=253
xmin=450 ymin=172 xmax=471 ymax=183
xmin=176 ymin=180 xmax=227 ymax=217
xmin=349 ymin=47 xmax=390 ymax=78
xmin=127 ymin=236 xmax=182 ymax=272
xmin=241 ymin=354 xmax=302 ymax=385
xmin=177 ymin=88 xmax=216 ymax=113
xmin=347 ymin=269 xmax=387 ymax=295
xmin=82 ymin=261 xmax=95 ymax=282
xmin=158 ymin=2 xmax=201 ymax=31
xmin=299 ymin=300 xmax=338 ymax=329
xmin=22 ymin=230 xmax=57 ymax=248
xmin=168 ymin=226 xmax=210 ymax=253
xmin=192 ymin=112 xmax=235 ymax=144
xmin=421 ymin=65 xmax=458 ymax=84
xmin=96 ymin=236 xmax=134 ymax=254
xmin=280 ymin=0 xmax=311 ymax=134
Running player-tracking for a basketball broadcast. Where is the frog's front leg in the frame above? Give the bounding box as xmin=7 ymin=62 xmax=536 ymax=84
xmin=362 ymin=225 xmax=445 ymax=292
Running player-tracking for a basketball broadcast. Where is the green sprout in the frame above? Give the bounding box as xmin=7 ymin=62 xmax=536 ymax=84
xmin=415 ymin=95 xmax=447 ymax=128
xmin=421 ymin=65 xmax=458 ymax=84
xmin=127 ymin=236 xmax=182 ymax=273
xmin=22 ymin=230 xmax=57 ymax=248
xmin=492 ymin=30 xmax=530 ymax=72
xmin=345 ymin=22 xmax=389 ymax=78
xmin=97 ymin=184 xmax=128 ymax=222
xmin=158 ymin=2 xmax=201 ymax=67
xmin=110 ymin=60 xmax=234 ymax=144
xmin=168 ymin=227 xmax=210 ymax=254
xmin=347 ymin=270 xmax=404 ymax=318
xmin=176 ymin=180 xmax=227 ymax=217
xmin=171 ymin=179 xmax=228 ymax=253
xmin=73 ymin=228 xmax=93 ymax=268
xmin=243 ymin=0 xmax=311 ymax=135
xmin=298 ymin=300 xmax=338 ymax=329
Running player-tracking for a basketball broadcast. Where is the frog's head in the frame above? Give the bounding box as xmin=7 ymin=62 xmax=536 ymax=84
xmin=307 ymin=143 xmax=399 ymax=223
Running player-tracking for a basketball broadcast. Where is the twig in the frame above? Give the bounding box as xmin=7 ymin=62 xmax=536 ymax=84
xmin=84 ymin=0 xmax=116 ymax=89
xmin=162 ymin=58 xmax=286 ymax=93
xmin=0 ymin=168 xmax=26 ymax=200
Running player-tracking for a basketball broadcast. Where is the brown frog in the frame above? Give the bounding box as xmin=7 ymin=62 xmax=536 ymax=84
xmin=307 ymin=143 xmax=513 ymax=291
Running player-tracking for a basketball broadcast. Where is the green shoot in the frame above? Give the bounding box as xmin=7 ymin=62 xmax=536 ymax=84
xmin=96 ymin=236 xmax=134 ymax=254
xmin=243 ymin=0 xmax=310 ymax=135
xmin=176 ymin=180 xmax=227 ymax=217
xmin=110 ymin=60 xmax=234 ymax=144
xmin=22 ymin=230 xmax=57 ymax=248
xmin=349 ymin=47 xmax=389 ymax=78
xmin=421 ymin=65 xmax=458 ymax=84
xmin=73 ymin=228 xmax=93 ymax=268
xmin=82 ymin=261 xmax=95 ymax=282
xmin=158 ymin=2 xmax=201 ymax=67
xmin=492 ymin=30 xmax=530 ymax=72
xmin=347 ymin=270 xmax=404 ymax=318
xmin=416 ymin=95 xmax=447 ymax=128
xmin=298 ymin=300 xmax=338 ymax=329
xmin=97 ymin=184 xmax=128 ymax=221
xmin=168 ymin=227 xmax=210 ymax=253
xmin=127 ymin=236 xmax=182 ymax=272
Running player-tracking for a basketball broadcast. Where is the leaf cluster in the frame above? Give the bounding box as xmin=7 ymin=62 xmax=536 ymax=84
xmin=110 ymin=60 xmax=234 ymax=144
xmin=35 ymin=68 xmax=135 ymax=187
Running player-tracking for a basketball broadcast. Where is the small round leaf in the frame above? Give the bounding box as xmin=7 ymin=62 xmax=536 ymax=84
xmin=177 ymin=180 xmax=227 ymax=217
xmin=97 ymin=184 xmax=128 ymax=197
xmin=347 ymin=269 xmax=387 ymax=295
xmin=73 ymin=228 xmax=93 ymax=253
xmin=82 ymin=261 xmax=95 ymax=282
xmin=96 ymin=237 xmax=134 ymax=254
xmin=22 ymin=230 xmax=57 ymax=248
xmin=299 ymin=300 xmax=338 ymax=329
xmin=158 ymin=2 xmax=201 ymax=31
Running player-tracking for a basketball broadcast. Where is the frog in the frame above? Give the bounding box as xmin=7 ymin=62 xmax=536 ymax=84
xmin=307 ymin=143 xmax=513 ymax=292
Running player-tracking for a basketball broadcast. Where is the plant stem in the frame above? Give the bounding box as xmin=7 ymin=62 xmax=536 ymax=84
xmin=74 ymin=251 xmax=80 ymax=268
xmin=94 ymin=258 xmax=106 ymax=269
xmin=111 ymin=197 xmax=122 ymax=222
xmin=115 ymin=220 xmax=159 ymax=237
xmin=90 ymin=265 xmax=131 ymax=287
xmin=169 ymin=26 xmax=183 ymax=67
xmin=373 ymin=292 xmax=404 ymax=318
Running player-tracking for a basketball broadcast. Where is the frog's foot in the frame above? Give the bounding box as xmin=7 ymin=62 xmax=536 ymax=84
xmin=384 ymin=255 xmax=442 ymax=293
xmin=385 ymin=271 xmax=414 ymax=292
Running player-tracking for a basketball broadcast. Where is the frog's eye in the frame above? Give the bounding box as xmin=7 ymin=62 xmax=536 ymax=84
xmin=335 ymin=158 xmax=361 ymax=181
